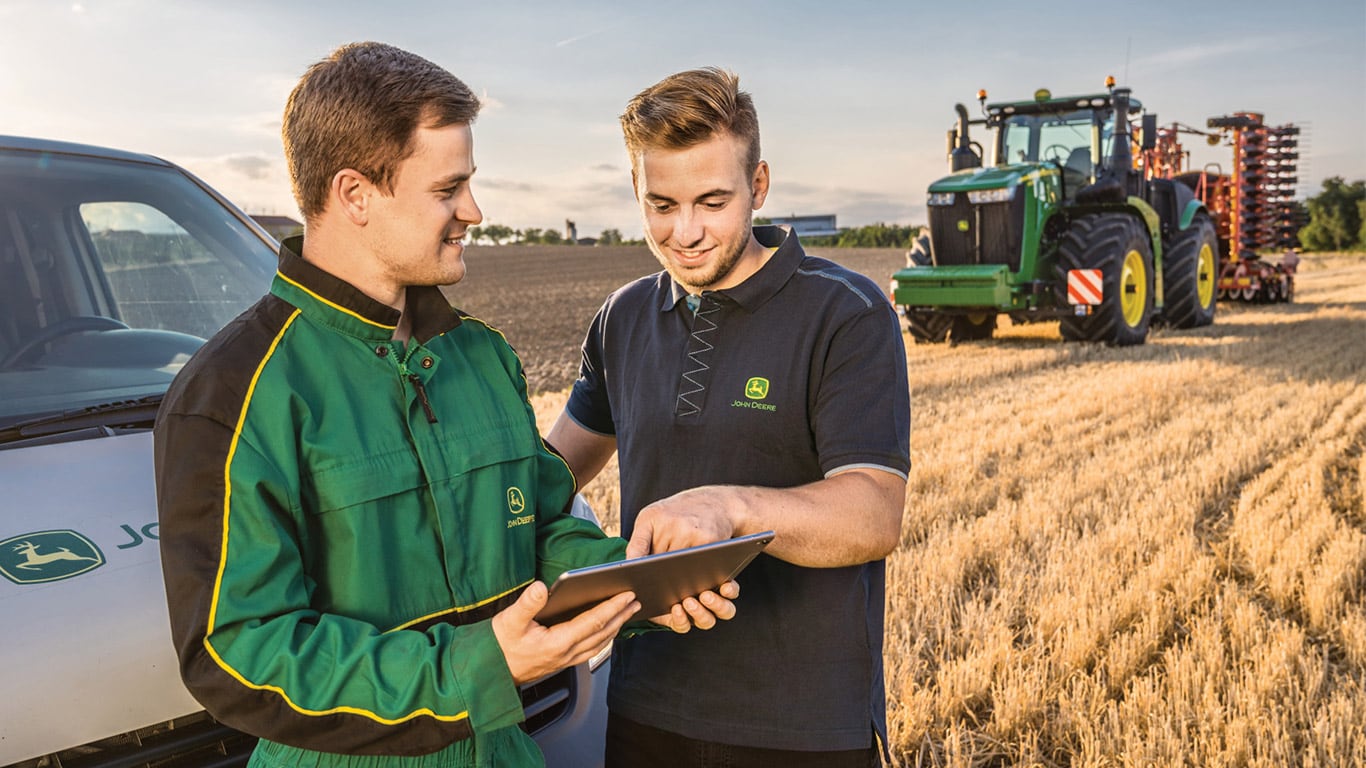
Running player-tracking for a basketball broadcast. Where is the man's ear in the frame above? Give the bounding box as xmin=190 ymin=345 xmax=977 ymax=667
xmin=750 ymin=160 xmax=770 ymax=210
xmin=332 ymin=169 xmax=371 ymax=226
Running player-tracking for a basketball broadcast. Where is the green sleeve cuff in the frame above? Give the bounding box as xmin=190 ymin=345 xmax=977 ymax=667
xmin=451 ymin=621 xmax=525 ymax=733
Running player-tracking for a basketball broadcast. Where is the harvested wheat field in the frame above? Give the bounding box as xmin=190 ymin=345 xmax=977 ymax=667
xmin=455 ymin=247 xmax=1366 ymax=766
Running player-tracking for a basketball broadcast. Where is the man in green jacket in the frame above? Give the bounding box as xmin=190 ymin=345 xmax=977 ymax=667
xmin=155 ymin=42 xmax=733 ymax=768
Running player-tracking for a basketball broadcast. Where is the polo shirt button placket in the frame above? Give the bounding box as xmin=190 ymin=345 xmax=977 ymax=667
xmin=675 ymin=292 xmax=721 ymax=420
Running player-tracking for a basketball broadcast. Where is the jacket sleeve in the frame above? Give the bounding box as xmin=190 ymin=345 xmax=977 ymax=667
xmin=155 ymin=407 xmax=522 ymax=757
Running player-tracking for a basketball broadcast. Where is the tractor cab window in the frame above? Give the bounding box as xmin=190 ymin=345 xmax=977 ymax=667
xmin=1000 ymin=109 xmax=1101 ymax=197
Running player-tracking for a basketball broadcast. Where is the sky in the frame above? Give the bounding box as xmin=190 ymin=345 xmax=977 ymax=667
xmin=3 ymin=0 xmax=1364 ymax=240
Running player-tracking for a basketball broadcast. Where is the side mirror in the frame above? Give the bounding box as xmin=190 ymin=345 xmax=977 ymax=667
xmin=1141 ymin=114 xmax=1158 ymax=150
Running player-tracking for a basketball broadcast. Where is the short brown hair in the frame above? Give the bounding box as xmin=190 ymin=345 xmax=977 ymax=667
xmin=619 ymin=67 xmax=760 ymax=175
xmin=283 ymin=42 xmax=480 ymax=221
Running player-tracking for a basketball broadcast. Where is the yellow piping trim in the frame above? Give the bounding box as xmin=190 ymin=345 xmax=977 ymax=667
xmin=390 ymin=578 xmax=533 ymax=632
xmin=204 ymin=308 xmax=468 ymax=726
xmin=277 ymin=271 xmax=397 ymax=331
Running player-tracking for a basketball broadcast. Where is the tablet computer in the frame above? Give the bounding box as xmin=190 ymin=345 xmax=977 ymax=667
xmin=535 ymin=531 xmax=775 ymax=625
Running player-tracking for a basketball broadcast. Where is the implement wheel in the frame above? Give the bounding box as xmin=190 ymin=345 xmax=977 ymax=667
xmin=1162 ymin=215 xmax=1218 ymax=328
xmin=949 ymin=312 xmax=996 ymax=344
xmin=1057 ymin=214 xmax=1154 ymax=346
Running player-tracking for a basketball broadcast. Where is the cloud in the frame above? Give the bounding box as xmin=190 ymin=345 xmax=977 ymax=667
xmin=479 ymin=88 xmax=505 ymax=113
xmin=1135 ymin=37 xmax=1281 ymax=69
xmin=479 ymin=177 xmax=539 ymax=192
xmin=224 ymin=154 xmax=273 ymax=180
xmin=555 ymin=28 xmax=606 ymax=48
xmin=590 ymin=163 xmax=619 ymax=173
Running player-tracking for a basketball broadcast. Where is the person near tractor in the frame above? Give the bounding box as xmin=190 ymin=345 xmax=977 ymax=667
xmin=154 ymin=42 xmax=732 ymax=768
xmin=546 ymin=67 xmax=911 ymax=767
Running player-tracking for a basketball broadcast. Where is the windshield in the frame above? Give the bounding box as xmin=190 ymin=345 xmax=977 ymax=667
xmin=0 ymin=148 xmax=278 ymax=428
xmin=998 ymin=109 xmax=1099 ymax=167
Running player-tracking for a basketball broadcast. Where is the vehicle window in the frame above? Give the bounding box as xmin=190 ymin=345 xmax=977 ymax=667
xmin=1001 ymin=111 xmax=1093 ymax=165
xmin=81 ymin=202 xmax=262 ymax=340
xmin=0 ymin=148 xmax=277 ymax=428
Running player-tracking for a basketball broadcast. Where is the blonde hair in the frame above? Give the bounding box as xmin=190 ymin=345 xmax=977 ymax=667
xmin=283 ymin=42 xmax=480 ymax=221
xmin=620 ymin=67 xmax=760 ymax=174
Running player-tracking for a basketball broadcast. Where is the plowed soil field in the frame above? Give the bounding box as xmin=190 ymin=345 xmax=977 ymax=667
xmin=445 ymin=244 xmax=906 ymax=394
xmin=461 ymin=246 xmax=1366 ymax=766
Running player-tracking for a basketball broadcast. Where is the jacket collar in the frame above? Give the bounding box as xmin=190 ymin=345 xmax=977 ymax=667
xmin=661 ymin=225 xmax=803 ymax=313
xmin=270 ymin=236 xmax=462 ymax=343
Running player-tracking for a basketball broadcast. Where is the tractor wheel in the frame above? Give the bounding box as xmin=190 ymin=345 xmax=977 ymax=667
xmin=949 ymin=312 xmax=996 ymax=344
xmin=906 ymin=233 xmax=933 ymax=267
xmin=1161 ymin=215 xmax=1218 ymax=328
xmin=1057 ymin=214 xmax=1154 ymax=346
xmin=904 ymin=311 xmax=951 ymax=344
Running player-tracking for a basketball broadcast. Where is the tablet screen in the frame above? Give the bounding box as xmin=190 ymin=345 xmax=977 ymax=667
xmin=535 ymin=531 xmax=775 ymax=625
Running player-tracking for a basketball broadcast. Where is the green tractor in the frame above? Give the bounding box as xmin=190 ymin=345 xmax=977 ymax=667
xmin=892 ymin=81 xmax=1218 ymax=345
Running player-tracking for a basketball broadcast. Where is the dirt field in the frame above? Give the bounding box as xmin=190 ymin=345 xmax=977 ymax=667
xmin=468 ymin=246 xmax=1366 ymax=766
xmin=445 ymin=244 xmax=907 ymax=394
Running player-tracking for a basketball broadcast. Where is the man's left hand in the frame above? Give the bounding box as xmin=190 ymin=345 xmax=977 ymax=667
xmin=649 ymin=581 xmax=740 ymax=633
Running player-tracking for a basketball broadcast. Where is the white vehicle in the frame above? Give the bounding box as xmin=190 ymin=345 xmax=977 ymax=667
xmin=0 ymin=136 xmax=608 ymax=768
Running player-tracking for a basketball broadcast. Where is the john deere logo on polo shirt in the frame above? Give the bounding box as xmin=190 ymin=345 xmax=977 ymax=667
xmin=0 ymin=530 xmax=105 ymax=585
xmin=506 ymin=487 xmax=533 ymax=529
xmin=732 ymin=377 xmax=777 ymax=413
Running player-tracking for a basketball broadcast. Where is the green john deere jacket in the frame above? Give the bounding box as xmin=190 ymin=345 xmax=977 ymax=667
xmin=154 ymin=237 xmax=624 ymax=767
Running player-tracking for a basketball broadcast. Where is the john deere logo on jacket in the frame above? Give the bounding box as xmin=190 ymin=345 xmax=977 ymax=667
xmin=0 ymin=530 xmax=105 ymax=585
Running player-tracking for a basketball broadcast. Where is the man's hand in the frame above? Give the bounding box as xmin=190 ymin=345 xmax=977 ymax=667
xmin=625 ymin=485 xmax=744 ymax=559
xmin=648 ymin=580 xmax=739 ymax=633
xmin=492 ymin=582 xmax=638 ymax=685
xmin=624 ymin=486 xmax=750 ymax=633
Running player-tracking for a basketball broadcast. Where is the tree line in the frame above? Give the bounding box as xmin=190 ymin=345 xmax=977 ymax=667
xmin=1298 ymin=177 xmax=1366 ymax=252
xmin=469 ymin=221 xmax=921 ymax=248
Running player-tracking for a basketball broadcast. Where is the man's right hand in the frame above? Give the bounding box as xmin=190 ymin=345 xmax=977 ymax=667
xmin=491 ymin=581 xmax=639 ymax=685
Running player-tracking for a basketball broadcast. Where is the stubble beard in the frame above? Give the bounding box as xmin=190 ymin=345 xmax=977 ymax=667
xmin=652 ymin=235 xmax=747 ymax=294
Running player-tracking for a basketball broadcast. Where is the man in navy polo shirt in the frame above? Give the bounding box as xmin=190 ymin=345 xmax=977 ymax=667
xmin=547 ymin=67 xmax=910 ymax=767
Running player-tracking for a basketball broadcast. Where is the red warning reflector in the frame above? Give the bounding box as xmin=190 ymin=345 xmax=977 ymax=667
xmin=1067 ymin=269 xmax=1103 ymax=305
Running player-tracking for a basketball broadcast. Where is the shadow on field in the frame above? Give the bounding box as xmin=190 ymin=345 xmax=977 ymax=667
xmin=917 ymin=299 xmax=1366 ymax=387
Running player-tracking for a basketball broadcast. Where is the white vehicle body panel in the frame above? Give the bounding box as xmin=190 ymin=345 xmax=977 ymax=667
xmin=0 ymin=432 xmax=200 ymax=764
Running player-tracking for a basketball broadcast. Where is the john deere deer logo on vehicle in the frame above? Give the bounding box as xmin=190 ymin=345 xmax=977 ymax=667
xmin=0 ymin=530 xmax=105 ymax=585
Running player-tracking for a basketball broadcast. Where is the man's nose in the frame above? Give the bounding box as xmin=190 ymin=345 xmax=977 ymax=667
xmin=673 ymin=208 xmax=703 ymax=247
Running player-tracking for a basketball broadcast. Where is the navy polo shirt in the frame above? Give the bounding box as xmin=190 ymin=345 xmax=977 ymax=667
xmin=565 ymin=225 xmax=911 ymax=752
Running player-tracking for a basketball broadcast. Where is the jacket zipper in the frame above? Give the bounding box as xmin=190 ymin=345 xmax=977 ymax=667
xmin=408 ymin=374 xmax=438 ymax=424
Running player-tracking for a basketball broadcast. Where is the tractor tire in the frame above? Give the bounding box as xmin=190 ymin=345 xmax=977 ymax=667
xmin=1057 ymin=214 xmax=1154 ymax=346
xmin=1161 ymin=215 xmax=1218 ymax=328
xmin=906 ymin=233 xmax=933 ymax=267
xmin=949 ymin=312 xmax=996 ymax=344
xmin=904 ymin=311 xmax=951 ymax=344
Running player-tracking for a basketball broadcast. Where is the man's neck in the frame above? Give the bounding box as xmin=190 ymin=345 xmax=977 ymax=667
xmin=299 ymin=220 xmax=406 ymax=313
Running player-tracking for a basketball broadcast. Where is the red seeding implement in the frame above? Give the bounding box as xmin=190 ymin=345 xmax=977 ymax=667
xmin=1144 ymin=113 xmax=1305 ymax=303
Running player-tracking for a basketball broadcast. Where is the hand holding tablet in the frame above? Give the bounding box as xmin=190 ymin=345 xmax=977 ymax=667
xmin=534 ymin=531 xmax=774 ymax=626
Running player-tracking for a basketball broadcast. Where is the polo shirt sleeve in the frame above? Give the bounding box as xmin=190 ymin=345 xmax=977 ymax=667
xmin=812 ymin=299 xmax=911 ymax=478
xmin=565 ymin=298 xmax=616 ymax=436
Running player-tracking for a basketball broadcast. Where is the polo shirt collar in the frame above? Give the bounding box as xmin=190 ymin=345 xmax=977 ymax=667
xmin=661 ymin=225 xmax=803 ymax=313
xmin=271 ymin=235 xmax=462 ymax=343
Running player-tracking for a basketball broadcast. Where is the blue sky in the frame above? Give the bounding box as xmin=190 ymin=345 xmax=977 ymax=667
xmin=2 ymin=0 xmax=1363 ymax=239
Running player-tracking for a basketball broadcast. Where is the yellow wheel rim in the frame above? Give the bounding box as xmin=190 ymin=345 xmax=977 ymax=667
xmin=1121 ymin=248 xmax=1146 ymax=328
xmin=1197 ymin=242 xmax=1216 ymax=308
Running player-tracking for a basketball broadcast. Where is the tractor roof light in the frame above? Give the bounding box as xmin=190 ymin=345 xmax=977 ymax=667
xmin=1105 ymin=75 xmax=1116 ymax=89
xmin=977 ymin=89 xmax=988 ymax=102
xmin=1034 ymin=88 xmax=1051 ymax=102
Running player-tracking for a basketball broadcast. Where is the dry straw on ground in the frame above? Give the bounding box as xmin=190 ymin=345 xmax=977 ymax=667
xmin=506 ymin=248 xmax=1366 ymax=767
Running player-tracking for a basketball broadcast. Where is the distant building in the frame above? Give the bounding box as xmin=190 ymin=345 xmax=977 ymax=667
xmin=250 ymin=214 xmax=303 ymax=242
xmin=765 ymin=214 xmax=840 ymax=238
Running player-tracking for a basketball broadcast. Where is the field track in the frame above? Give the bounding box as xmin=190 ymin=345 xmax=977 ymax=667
xmin=459 ymin=246 xmax=1366 ymax=766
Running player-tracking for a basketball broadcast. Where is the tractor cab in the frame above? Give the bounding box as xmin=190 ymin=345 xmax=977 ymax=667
xmin=984 ymin=89 xmax=1145 ymax=202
